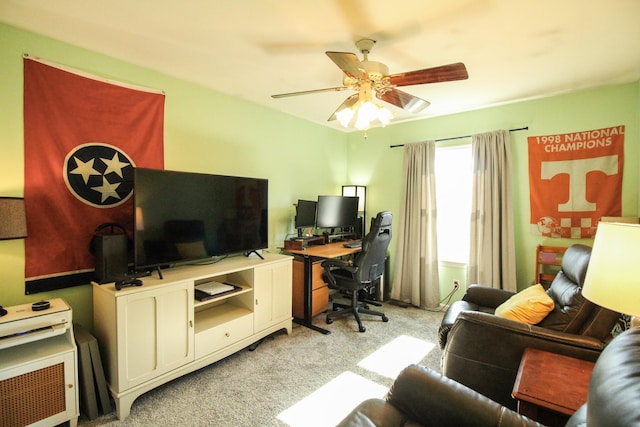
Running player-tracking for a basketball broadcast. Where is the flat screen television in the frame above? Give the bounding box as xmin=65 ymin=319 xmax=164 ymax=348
xmin=133 ymin=167 xmax=268 ymax=270
xmin=316 ymin=195 xmax=359 ymax=230
xmin=294 ymin=199 xmax=317 ymax=236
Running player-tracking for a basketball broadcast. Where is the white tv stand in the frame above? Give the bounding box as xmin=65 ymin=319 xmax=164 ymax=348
xmin=92 ymin=253 xmax=292 ymax=420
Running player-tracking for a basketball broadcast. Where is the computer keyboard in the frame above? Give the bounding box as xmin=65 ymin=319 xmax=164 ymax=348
xmin=343 ymin=240 xmax=362 ymax=248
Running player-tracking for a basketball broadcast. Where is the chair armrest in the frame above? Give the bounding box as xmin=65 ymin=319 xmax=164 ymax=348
xmin=335 ymin=398 xmax=408 ymax=427
xmin=321 ymin=259 xmax=358 ymax=287
xmin=384 ymin=365 xmax=542 ymax=427
xmin=442 ymin=311 xmax=604 ymax=410
xmin=321 ymin=258 xmax=352 ymax=270
xmin=462 ymin=284 xmax=516 ymax=308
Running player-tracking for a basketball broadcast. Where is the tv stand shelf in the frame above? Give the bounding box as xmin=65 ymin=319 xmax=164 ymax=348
xmin=92 ymin=253 xmax=292 ymax=420
xmin=193 ymin=283 xmax=251 ymax=308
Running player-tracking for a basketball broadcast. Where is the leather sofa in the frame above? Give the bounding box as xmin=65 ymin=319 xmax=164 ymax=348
xmin=336 ymin=328 xmax=640 ymax=426
xmin=438 ymin=244 xmax=620 ymax=410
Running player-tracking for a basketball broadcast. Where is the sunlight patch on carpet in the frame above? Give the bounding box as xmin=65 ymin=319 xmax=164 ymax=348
xmin=358 ymin=334 xmax=435 ymax=379
xmin=277 ymin=371 xmax=388 ymax=427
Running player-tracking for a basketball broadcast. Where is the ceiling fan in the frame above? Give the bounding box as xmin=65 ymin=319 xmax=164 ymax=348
xmin=272 ymin=38 xmax=469 ymax=127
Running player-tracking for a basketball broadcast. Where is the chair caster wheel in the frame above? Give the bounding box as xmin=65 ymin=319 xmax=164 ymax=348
xmin=359 ymin=326 xmax=366 ymax=332
xmin=326 ymin=318 xmax=333 ymax=324
xmin=382 ymin=316 xmax=389 ymax=322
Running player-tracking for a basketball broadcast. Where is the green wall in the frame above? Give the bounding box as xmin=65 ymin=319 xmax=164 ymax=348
xmin=0 ymin=24 xmax=348 ymax=329
xmin=347 ymin=83 xmax=640 ymax=302
xmin=1 ymin=23 xmax=639 ymax=327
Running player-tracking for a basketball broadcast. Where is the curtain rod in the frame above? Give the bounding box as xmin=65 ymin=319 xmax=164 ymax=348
xmin=389 ymin=126 xmax=529 ymax=148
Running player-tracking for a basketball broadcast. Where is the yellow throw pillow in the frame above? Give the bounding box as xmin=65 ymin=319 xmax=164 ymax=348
xmin=495 ymin=284 xmax=555 ymax=324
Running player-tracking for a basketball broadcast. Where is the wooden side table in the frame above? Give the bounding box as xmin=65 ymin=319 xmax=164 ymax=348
xmin=512 ymin=348 xmax=594 ymax=426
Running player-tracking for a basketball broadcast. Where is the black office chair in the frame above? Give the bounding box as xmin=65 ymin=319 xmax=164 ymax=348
xmin=322 ymin=211 xmax=392 ymax=332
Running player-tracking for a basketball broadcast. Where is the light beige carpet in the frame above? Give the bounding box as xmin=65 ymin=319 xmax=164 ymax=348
xmin=80 ymin=300 xmax=445 ymax=427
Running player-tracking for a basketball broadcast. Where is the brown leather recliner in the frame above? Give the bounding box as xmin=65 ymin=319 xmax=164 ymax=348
xmin=336 ymin=328 xmax=640 ymax=427
xmin=438 ymin=244 xmax=621 ymax=410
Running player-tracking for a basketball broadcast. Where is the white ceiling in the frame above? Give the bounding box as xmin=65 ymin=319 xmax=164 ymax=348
xmin=2 ymin=0 xmax=640 ymax=132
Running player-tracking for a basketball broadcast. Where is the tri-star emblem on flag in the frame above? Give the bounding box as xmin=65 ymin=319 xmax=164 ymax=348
xmin=64 ymin=143 xmax=135 ymax=208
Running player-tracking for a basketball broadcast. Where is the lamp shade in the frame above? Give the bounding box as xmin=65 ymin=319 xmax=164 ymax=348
xmin=0 ymin=197 xmax=27 ymax=240
xmin=582 ymin=222 xmax=640 ymax=317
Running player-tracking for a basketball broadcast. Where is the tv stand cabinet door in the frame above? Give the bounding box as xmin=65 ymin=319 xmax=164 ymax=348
xmin=116 ymin=281 xmax=194 ymax=390
xmin=253 ymin=260 xmax=293 ymax=332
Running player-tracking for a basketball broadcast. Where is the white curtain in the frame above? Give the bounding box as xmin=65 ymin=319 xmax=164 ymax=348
xmin=468 ymin=130 xmax=517 ymax=291
xmin=390 ymin=141 xmax=440 ymax=308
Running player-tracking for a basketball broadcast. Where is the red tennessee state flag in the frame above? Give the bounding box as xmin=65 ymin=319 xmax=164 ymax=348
xmin=24 ymin=57 xmax=164 ymax=290
xmin=528 ymin=125 xmax=624 ymax=239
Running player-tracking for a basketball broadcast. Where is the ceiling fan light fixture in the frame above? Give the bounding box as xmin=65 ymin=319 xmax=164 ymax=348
xmin=336 ymin=82 xmax=394 ymax=130
xmin=336 ymin=107 xmax=355 ymax=127
xmin=356 ymin=101 xmax=378 ymax=130
xmin=377 ymin=106 xmax=393 ymax=126
xmin=339 ymin=101 xmax=392 ymax=131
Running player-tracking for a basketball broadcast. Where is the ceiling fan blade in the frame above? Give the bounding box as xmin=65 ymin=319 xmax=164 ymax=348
xmin=378 ymin=88 xmax=430 ymax=113
xmin=271 ymin=86 xmax=348 ymax=98
xmin=328 ymin=94 xmax=359 ymax=121
xmin=326 ymin=51 xmax=365 ymax=78
xmin=388 ymin=62 xmax=468 ymax=86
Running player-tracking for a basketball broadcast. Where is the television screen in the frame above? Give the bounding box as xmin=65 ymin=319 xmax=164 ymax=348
xmin=294 ymin=199 xmax=317 ymax=229
xmin=316 ymin=195 xmax=359 ymax=229
xmin=134 ymin=168 xmax=268 ymax=270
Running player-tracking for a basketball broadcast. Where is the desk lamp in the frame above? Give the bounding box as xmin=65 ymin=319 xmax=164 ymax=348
xmin=582 ymin=222 xmax=640 ymax=327
xmin=0 ymin=197 xmax=28 ymax=317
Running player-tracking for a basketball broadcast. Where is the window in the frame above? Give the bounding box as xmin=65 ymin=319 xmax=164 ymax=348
xmin=435 ymin=144 xmax=472 ymax=264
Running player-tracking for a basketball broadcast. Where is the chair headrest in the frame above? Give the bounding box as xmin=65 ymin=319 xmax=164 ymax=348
xmin=361 ymin=211 xmax=392 ymax=254
xmin=586 ymin=328 xmax=640 ymax=426
xmin=560 ymin=244 xmax=591 ymax=286
xmin=371 ymin=211 xmax=392 ymax=229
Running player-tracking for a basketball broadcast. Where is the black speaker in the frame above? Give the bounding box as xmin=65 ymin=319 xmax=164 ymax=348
xmin=89 ymin=223 xmax=131 ymax=284
xmin=94 ymin=234 xmax=128 ymax=284
xmin=95 ymin=234 xmax=128 ymax=283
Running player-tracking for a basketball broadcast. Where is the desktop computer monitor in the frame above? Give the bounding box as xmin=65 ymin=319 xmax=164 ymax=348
xmin=295 ymin=199 xmax=317 ymax=237
xmin=316 ymin=195 xmax=359 ymax=231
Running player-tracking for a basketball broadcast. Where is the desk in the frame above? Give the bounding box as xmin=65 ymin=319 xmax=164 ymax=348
xmin=512 ymin=348 xmax=594 ymax=426
xmin=285 ymin=241 xmax=361 ymax=334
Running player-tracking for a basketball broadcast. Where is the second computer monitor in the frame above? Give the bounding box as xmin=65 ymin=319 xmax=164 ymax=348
xmin=295 ymin=199 xmax=317 ymax=229
xmin=316 ymin=195 xmax=359 ymax=230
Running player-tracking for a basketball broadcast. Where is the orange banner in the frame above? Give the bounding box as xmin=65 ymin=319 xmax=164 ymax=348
xmin=528 ymin=126 xmax=624 ymax=238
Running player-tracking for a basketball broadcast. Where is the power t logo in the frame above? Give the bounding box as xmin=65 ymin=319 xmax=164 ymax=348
xmin=528 ymin=126 xmax=625 ymax=238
